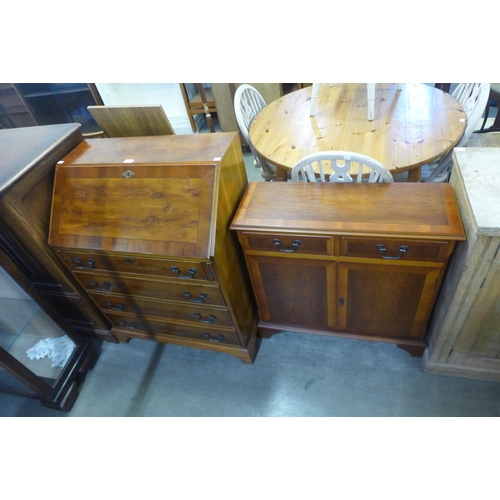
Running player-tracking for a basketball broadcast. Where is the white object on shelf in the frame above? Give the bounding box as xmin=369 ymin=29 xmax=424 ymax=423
xmin=26 ymin=335 xmax=76 ymax=368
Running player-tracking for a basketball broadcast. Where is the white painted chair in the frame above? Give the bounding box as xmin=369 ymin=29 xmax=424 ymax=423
xmin=234 ymin=84 xmax=277 ymax=181
xmin=310 ymin=83 xmax=402 ymax=120
xmin=291 ymin=151 xmax=393 ymax=183
xmin=424 ymin=83 xmax=491 ymax=182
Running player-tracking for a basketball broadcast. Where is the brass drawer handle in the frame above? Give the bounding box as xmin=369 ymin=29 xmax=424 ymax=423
xmin=273 ymin=238 xmax=301 ymax=253
xmin=194 ymin=313 xmax=216 ymax=324
xmin=376 ymin=244 xmax=409 ymax=260
xmin=90 ymin=280 xmax=110 ymax=291
xmin=73 ymin=258 xmax=95 ymax=270
xmin=171 ymin=266 xmax=197 ymax=279
xmin=202 ymin=333 xmax=224 ymax=343
xmin=183 ymin=291 xmax=207 ymax=303
xmin=106 ymin=301 xmax=124 ymax=311
xmin=119 ymin=320 xmax=137 ymax=329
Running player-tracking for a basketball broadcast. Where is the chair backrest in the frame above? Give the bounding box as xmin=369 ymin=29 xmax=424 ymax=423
xmin=234 ymin=84 xmax=267 ymax=143
xmin=87 ymin=105 xmax=175 ymax=137
xmin=234 ymin=84 xmax=276 ymax=179
xmin=291 ymin=151 xmax=393 ymax=183
xmin=452 ymin=83 xmax=490 ymax=146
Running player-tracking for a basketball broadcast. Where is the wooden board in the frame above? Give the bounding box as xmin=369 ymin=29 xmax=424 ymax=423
xmin=88 ymin=105 xmax=175 ymax=137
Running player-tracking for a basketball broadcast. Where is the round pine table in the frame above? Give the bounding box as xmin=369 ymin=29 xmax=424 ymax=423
xmin=249 ymin=83 xmax=466 ymax=181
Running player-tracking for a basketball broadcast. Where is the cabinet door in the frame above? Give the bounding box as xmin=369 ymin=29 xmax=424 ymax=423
xmin=337 ymin=262 xmax=441 ymax=340
xmin=245 ymin=255 xmax=336 ymax=330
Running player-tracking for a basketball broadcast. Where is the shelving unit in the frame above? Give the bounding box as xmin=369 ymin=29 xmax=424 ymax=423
xmin=1 ymin=84 xmax=104 ymax=135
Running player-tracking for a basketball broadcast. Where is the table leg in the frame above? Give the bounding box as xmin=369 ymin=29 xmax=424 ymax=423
xmin=407 ymin=167 xmax=422 ymax=182
xmin=276 ymin=167 xmax=288 ymax=182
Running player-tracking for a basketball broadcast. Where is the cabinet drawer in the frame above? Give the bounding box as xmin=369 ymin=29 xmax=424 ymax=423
xmin=90 ymin=293 xmax=233 ymax=327
xmin=340 ymin=237 xmax=452 ymax=262
xmin=108 ymin=312 xmax=240 ymax=345
xmin=240 ymin=232 xmax=333 ymax=256
xmin=58 ymin=249 xmax=210 ymax=281
xmin=74 ymin=272 xmax=226 ymax=306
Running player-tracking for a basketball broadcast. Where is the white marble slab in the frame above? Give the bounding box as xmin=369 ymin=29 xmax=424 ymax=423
xmin=453 ymin=148 xmax=500 ymax=237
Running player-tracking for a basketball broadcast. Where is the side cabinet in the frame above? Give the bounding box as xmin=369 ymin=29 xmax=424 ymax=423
xmin=424 ymin=148 xmax=500 ymax=381
xmin=48 ymin=132 xmax=258 ymax=363
xmin=0 ymin=124 xmax=111 ymax=339
xmin=230 ymin=182 xmax=465 ymax=357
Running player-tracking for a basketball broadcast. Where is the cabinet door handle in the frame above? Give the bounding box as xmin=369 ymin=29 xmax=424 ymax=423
xmin=74 ymin=258 xmax=96 ymax=270
xmin=273 ymin=239 xmax=301 ymax=253
xmin=376 ymin=244 xmax=409 ymax=260
xmin=203 ymin=333 xmax=224 ymax=342
xmin=194 ymin=313 xmax=216 ymax=324
xmin=90 ymin=280 xmax=110 ymax=291
xmin=171 ymin=266 xmax=197 ymax=279
xmin=183 ymin=291 xmax=207 ymax=303
xmin=106 ymin=301 xmax=124 ymax=311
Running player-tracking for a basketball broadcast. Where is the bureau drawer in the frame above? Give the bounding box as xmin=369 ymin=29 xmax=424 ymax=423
xmin=108 ymin=312 xmax=240 ymax=345
xmin=58 ymin=249 xmax=210 ymax=281
xmin=240 ymin=232 xmax=333 ymax=256
xmin=90 ymin=293 xmax=233 ymax=327
xmin=74 ymin=272 xmax=226 ymax=306
xmin=340 ymin=237 xmax=452 ymax=262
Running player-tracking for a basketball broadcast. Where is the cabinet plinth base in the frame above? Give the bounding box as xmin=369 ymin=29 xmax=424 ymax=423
xmin=258 ymin=321 xmax=427 ymax=357
xmin=112 ymin=326 xmax=259 ymax=364
xmin=40 ymin=344 xmax=98 ymax=412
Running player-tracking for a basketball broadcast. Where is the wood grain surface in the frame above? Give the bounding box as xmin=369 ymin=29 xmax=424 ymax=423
xmin=249 ymin=83 xmax=466 ymax=181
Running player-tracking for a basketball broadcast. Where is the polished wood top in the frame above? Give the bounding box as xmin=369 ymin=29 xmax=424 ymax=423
xmin=0 ymin=123 xmax=82 ymax=192
xmin=230 ymin=182 xmax=466 ymax=241
xmin=249 ymin=84 xmax=466 ymax=181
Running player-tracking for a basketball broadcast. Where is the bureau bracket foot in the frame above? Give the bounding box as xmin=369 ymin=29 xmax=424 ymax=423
xmin=396 ymin=343 xmax=426 ymax=358
xmin=257 ymin=326 xmax=282 ymax=339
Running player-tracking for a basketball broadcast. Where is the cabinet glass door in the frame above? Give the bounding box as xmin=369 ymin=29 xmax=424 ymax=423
xmin=14 ymin=83 xmax=101 ymax=134
xmin=0 ymin=266 xmax=76 ymax=395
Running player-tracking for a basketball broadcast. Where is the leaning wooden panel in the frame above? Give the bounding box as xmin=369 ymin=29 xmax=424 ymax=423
xmin=88 ymin=105 xmax=175 ymax=137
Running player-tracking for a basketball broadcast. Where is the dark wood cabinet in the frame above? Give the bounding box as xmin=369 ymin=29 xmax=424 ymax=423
xmin=230 ymin=182 xmax=465 ymax=356
xmin=0 ymin=124 xmax=112 ymax=339
xmin=48 ymin=132 xmax=258 ymax=363
xmin=0 ymin=84 xmax=103 ymax=135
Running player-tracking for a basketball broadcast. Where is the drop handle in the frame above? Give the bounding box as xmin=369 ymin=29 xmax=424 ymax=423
xmin=73 ymin=258 xmax=95 ymax=270
xmin=273 ymin=239 xmax=301 ymax=253
xmin=171 ymin=266 xmax=197 ymax=279
xmin=194 ymin=313 xmax=216 ymax=324
xmin=184 ymin=291 xmax=207 ymax=303
xmin=106 ymin=301 xmax=124 ymax=311
xmin=119 ymin=320 xmax=137 ymax=329
xmin=90 ymin=280 xmax=110 ymax=291
xmin=203 ymin=333 xmax=224 ymax=343
xmin=376 ymin=244 xmax=409 ymax=260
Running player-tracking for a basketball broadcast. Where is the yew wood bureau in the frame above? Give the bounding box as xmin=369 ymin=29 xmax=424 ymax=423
xmin=230 ymin=182 xmax=466 ymax=356
xmin=48 ymin=132 xmax=258 ymax=363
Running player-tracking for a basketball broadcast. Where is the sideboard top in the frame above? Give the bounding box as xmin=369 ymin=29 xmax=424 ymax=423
xmin=0 ymin=123 xmax=82 ymax=192
xmin=230 ymin=182 xmax=466 ymax=240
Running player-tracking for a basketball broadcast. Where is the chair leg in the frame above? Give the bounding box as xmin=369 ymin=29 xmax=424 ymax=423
xmin=367 ymin=83 xmax=375 ymax=121
xmin=310 ymin=83 xmax=320 ymax=116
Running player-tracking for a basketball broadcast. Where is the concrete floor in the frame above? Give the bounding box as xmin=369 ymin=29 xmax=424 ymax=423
xmin=1 ymin=327 xmax=500 ymax=417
